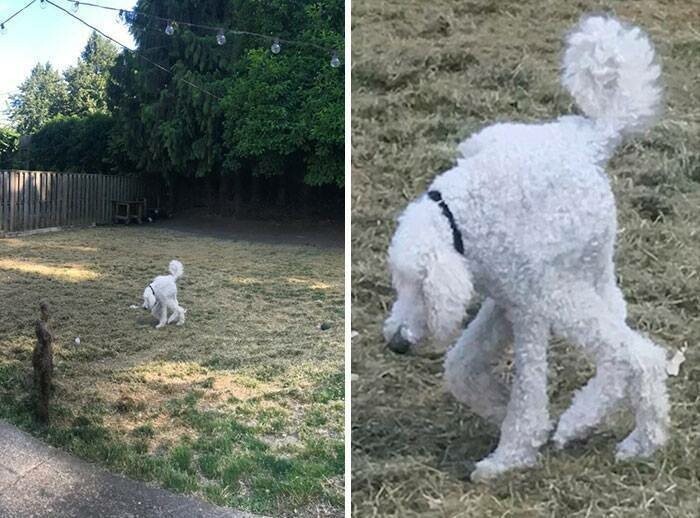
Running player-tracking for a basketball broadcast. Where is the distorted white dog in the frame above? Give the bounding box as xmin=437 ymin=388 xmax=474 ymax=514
xmin=142 ymin=259 xmax=186 ymax=328
xmin=383 ymin=14 xmax=669 ymax=481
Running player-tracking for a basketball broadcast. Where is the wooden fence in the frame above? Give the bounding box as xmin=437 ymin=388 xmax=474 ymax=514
xmin=0 ymin=170 xmax=145 ymax=236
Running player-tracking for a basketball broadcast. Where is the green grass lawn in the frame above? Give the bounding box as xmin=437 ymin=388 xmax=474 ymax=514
xmin=352 ymin=0 xmax=700 ymax=516
xmin=0 ymin=225 xmax=344 ymax=517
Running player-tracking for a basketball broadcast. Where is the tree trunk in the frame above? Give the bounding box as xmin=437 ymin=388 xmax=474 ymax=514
xmin=233 ymin=171 xmax=242 ymax=217
xmin=277 ymin=175 xmax=286 ymax=209
xmin=219 ymin=173 xmax=231 ymax=216
xmin=300 ymin=182 xmax=312 ymax=219
xmin=251 ymin=174 xmax=261 ymax=211
xmin=205 ymin=176 xmax=215 ymax=215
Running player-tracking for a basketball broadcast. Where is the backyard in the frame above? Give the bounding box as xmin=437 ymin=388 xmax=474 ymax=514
xmin=351 ymin=0 xmax=700 ymax=516
xmin=0 ymin=225 xmax=344 ymax=516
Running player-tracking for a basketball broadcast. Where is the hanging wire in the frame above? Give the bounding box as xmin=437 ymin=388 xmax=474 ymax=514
xmin=44 ymin=0 xmax=223 ymax=100
xmin=0 ymin=0 xmax=38 ymax=28
xmin=58 ymin=0 xmax=339 ymax=54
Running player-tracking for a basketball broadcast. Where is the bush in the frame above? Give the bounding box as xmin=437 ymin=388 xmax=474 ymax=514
xmin=0 ymin=126 xmax=19 ymax=169
xmin=25 ymin=113 xmax=115 ymax=174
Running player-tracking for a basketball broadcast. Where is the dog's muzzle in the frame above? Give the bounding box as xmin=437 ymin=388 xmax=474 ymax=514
xmin=387 ymin=325 xmax=412 ymax=354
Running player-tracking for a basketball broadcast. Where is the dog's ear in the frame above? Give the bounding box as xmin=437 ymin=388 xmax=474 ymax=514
xmin=422 ymin=252 xmax=474 ymax=345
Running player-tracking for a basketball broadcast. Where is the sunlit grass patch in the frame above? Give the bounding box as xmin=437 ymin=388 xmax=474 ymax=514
xmin=0 ymin=225 xmax=343 ymax=516
xmin=0 ymin=258 xmax=100 ymax=282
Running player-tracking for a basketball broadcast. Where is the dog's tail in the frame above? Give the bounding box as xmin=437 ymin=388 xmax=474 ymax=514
xmin=562 ymin=14 xmax=663 ymax=138
xmin=169 ymin=259 xmax=184 ymax=280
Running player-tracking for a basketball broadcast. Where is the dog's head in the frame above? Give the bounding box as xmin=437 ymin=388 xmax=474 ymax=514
xmin=383 ymin=198 xmax=474 ymax=353
xmin=142 ymin=286 xmax=156 ymax=310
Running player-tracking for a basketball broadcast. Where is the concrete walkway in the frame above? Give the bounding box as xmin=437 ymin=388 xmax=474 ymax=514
xmin=0 ymin=421 xmax=256 ymax=518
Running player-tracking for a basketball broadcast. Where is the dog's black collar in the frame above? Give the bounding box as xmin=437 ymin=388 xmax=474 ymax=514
xmin=148 ymin=284 xmax=156 ymax=296
xmin=427 ymin=190 xmax=464 ymax=255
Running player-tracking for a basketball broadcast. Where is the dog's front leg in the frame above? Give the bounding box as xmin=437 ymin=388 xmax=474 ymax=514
xmin=444 ymin=298 xmax=511 ymax=425
xmin=471 ymin=316 xmax=551 ymax=481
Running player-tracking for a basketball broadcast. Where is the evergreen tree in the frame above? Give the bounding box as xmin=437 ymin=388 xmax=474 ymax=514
xmin=64 ymin=32 xmax=119 ymax=116
xmin=8 ymin=63 xmax=69 ymax=134
xmin=108 ymin=0 xmax=344 ymax=213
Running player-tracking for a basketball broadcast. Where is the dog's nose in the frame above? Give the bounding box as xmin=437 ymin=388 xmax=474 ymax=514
xmin=387 ymin=326 xmax=412 ymax=354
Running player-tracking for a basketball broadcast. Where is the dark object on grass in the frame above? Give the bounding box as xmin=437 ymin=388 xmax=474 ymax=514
xmin=387 ymin=326 xmax=411 ymax=354
xmin=33 ymin=302 xmax=54 ymax=424
xmin=320 ymin=322 xmax=332 ymax=331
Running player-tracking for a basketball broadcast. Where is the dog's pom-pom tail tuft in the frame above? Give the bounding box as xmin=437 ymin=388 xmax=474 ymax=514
xmin=562 ymin=14 xmax=663 ymax=137
xmin=169 ymin=259 xmax=184 ymax=279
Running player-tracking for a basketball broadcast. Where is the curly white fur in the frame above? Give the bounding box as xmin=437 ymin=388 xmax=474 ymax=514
xmin=142 ymin=259 xmax=186 ymax=329
xmin=384 ymin=14 xmax=669 ymax=481
xmin=562 ymin=14 xmax=663 ymax=137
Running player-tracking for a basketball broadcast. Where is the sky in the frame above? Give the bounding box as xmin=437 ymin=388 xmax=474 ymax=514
xmin=0 ymin=0 xmax=137 ymax=123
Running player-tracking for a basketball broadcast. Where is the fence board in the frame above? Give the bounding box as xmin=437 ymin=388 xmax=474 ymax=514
xmin=0 ymin=171 xmax=145 ymax=235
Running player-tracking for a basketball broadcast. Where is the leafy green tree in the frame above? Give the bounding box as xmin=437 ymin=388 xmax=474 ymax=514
xmin=64 ymin=32 xmax=119 ymax=116
xmin=0 ymin=126 xmax=19 ymax=168
xmin=9 ymin=63 xmax=69 ymax=134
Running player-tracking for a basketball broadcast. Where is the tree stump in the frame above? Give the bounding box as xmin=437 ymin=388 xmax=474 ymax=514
xmin=33 ymin=302 xmax=54 ymax=424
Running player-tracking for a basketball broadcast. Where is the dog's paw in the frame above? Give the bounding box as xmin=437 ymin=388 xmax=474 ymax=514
xmin=615 ymin=431 xmax=661 ymax=461
xmin=155 ymin=323 xmax=165 ymax=329
xmin=470 ymin=458 xmax=504 ymax=482
xmin=470 ymin=452 xmax=538 ymax=482
xmin=176 ymin=321 xmax=185 ymax=326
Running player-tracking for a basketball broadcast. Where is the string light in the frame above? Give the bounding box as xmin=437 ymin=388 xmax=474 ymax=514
xmin=0 ymin=0 xmax=343 ymax=70
xmin=54 ymin=0 xmax=341 ymax=67
xmin=44 ymin=0 xmax=222 ymax=100
xmin=216 ymin=29 xmax=226 ymax=46
xmin=1 ymin=0 xmax=38 ymax=31
xmin=271 ymin=38 xmax=281 ymax=54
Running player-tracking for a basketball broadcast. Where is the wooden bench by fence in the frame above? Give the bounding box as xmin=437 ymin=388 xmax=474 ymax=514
xmin=0 ymin=170 xmax=145 ymax=236
xmin=112 ymin=200 xmax=145 ymax=224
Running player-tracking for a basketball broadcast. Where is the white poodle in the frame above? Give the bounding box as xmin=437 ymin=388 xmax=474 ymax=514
xmin=142 ymin=259 xmax=186 ymax=328
xmin=383 ymin=14 xmax=670 ymax=481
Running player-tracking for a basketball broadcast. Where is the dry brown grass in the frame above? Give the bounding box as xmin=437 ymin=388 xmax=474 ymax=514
xmin=351 ymin=0 xmax=700 ymax=516
xmin=0 ymin=225 xmax=344 ymax=516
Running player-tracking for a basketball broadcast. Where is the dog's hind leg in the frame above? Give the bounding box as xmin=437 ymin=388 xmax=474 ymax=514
xmin=596 ymin=255 xmax=627 ymax=323
xmin=166 ymin=302 xmax=179 ymax=324
xmin=155 ymin=304 xmax=168 ymax=329
xmin=551 ymin=288 xmax=628 ymax=448
xmin=614 ymin=334 xmax=669 ymax=460
xmin=444 ymin=298 xmax=511 ymax=425
xmin=166 ymin=300 xmax=185 ymax=325
xmin=550 ymin=287 xmax=668 ymax=457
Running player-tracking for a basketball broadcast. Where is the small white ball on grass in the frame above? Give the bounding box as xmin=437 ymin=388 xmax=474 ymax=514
xmin=74 ymin=337 xmax=81 ymax=346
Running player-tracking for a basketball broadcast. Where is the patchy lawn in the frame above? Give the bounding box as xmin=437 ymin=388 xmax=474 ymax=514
xmin=352 ymin=0 xmax=699 ymax=516
xmin=0 ymin=225 xmax=344 ymax=517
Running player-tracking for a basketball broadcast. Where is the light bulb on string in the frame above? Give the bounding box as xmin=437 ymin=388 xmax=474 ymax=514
xmin=271 ymin=38 xmax=281 ymax=54
xmin=0 ymin=24 xmax=6 ymax=36
xmin=216 ymin=29 xmax=226 ymax=45
xmin=165 ymin=21 xmax=175 ymax=36
xmin=40 ymin=0 xmax=47 ymax=9
xmin=330 ymin=51 xmax=341 ymax=68
xmin=71 ymin=1 xmax=80 ymax=13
